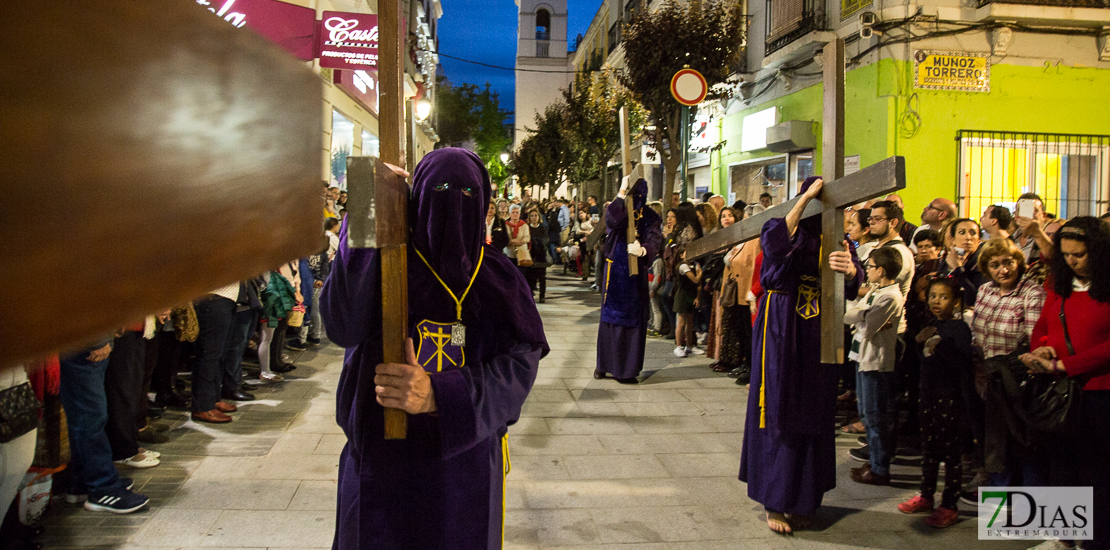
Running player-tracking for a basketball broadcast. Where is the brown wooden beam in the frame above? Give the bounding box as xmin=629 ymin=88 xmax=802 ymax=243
xmin=820 ymin=37 xmax=847 ymax=364
xmin=0 ymin=2 xmax=323 ymax=367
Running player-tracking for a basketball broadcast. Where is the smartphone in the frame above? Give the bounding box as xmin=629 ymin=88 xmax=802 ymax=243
xmin=1017 ymin=199 xmax=1034 ymax=219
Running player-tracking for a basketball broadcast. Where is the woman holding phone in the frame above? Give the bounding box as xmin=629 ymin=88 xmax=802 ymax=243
xmin=935 ymin=218 xmax=990 ymax=307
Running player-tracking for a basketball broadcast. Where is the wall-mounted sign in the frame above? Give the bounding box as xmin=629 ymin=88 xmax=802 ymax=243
xmin=840 ymin=0 xmax=873 ymax=21
xmin=741 ymin=107 xmax=779 ymax=152
xmin=913 ymin=50 xmax=990 ymax=92
xmin=318 ymin=12 xmax=380 ymax=71
xmin=196 ymin=0 xmax=315 ymax=60
xmin=844 ymin=155 xmax=860 ymax=175
xmin=334 ymin=69 xmax=379 ymax=115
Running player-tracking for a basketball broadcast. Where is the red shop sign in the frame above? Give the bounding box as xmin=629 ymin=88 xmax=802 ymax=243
xmin=318 ymin=11 xmax=379 ymax=71
xmin=196 ymin=0 xmax=316 ymax=60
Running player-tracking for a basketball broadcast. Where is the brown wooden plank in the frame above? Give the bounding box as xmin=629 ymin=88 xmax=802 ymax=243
xmin=820 ymin=37 xmax=847 ymax=364
xmin=380 ymin=245 xmax=409 ymax=439
xmin=618 ymin=107 xmax=639 ymax=275
xmin=685 ymin=156 xmax=907 ymax=260
xmin=375 ymin=0 xmax=409 ymax=439
xmin=0 ymin=1 xmax=322 ymax=367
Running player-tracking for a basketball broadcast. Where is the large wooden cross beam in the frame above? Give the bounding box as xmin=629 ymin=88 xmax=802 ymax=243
xmin=0 ymin=2 xmax=323 ymax=368
xmin=685 ymin=156 xmax=906 ymax=362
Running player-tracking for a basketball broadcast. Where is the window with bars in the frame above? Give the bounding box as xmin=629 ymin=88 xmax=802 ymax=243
xmin=765 ymin=0 xmax=823 ymax=55
xmin=957 ymin=130 xmax=1110 ymax=219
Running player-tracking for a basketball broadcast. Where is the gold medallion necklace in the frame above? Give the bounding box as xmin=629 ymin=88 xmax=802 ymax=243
xmin=412 ymin=247 xmax=485 ymax=346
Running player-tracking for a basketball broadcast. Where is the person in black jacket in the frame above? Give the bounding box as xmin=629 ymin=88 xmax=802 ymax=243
xmin=485 ymin=200 xmax=509 ymax=252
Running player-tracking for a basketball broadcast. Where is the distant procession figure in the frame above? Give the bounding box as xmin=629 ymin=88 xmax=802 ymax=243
xmin=738 ymin=176 xmax=864 ymax=534
xmin=594 ymin=178 xmax=662 ymax=384
xmin=321 ymin=148 xmax=549 ymax=550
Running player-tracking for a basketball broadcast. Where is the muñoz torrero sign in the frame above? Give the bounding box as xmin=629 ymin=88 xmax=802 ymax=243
xmin=913 ymin=50 xmax=990 ymax=92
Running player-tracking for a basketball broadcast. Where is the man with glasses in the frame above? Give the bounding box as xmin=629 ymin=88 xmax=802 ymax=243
xmin=914 ymin=198 xmax=957 ymax=246
xmin=883 ymin=193 xmax=918 ymax=246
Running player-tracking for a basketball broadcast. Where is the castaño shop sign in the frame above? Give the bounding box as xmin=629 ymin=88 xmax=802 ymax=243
xmin=318 ymin=12 xmax=379 ymax=70
xmin=196 ymin=1 xmax=380 ymax=69
xmin=913 ymin=50 xmax=990 ymax=92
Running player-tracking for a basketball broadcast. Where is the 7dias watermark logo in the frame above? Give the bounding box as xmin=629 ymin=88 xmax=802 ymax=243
xmin=979 ymin=487 xmax=1093 ymax=540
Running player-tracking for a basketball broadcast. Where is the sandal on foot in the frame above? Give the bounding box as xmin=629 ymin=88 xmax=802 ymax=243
xmin=840 ymin=421 xmax=866 ymax=434
xmin=766 ymin=511 xmax=793 ymax=535
xmin=260 ymin=372 xmax=285 ymax=383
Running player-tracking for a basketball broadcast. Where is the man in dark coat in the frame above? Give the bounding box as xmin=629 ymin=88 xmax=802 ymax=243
xmin=321 ymin=148 xmax=549 ymax=550
xmin=594 ymin=177 xmax=662 ymax=383
xmin=738 ymin=176 xmax=863 ymax=534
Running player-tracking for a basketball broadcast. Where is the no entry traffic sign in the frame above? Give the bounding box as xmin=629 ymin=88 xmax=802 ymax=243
xmin=670 ymin=68 xmax=707 ymax=106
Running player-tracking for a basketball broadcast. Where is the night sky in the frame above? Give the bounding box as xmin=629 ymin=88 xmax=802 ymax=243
xmin=437 ymin=0 xmax=601 ymax=120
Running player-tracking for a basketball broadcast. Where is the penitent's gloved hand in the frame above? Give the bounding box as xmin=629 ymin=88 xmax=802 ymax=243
xmin=626 ymin=240 xmax=646 ymax=257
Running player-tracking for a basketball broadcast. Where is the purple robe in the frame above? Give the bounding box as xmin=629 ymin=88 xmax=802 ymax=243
xmin=322 ymin=148 xmax=549 ymax=550
xmin=738 ymin=216 xmax=862 ymax=516
xmin=595 ymin=180 xmax=662 ymax=379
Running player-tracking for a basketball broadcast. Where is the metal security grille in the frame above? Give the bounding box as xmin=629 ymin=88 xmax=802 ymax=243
xmin=977 ymin=0 xmax=1108 ymax=8
xmin=956 ymin=130 xmax=1110 ymax=220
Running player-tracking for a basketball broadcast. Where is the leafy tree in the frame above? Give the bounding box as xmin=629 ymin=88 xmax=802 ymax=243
xmin=620 ymin=0 xmax=746 ymax=194
xmin=434 ymin=78 xmax=513 ymax=187
xmin=562 ymin=70 xmax=647 ymax=200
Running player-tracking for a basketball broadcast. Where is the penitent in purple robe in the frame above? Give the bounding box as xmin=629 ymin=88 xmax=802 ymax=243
xmin=738 ymin=213 xmax=861 ymax=516
xmin=595 ymin=179 xmax=662 ymax=380
xmin=322 ymin=148 xmax=549 ymax=550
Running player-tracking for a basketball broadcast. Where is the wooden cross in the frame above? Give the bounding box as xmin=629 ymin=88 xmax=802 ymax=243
xmin=685 ymin=36 xmax=907 ymax=364
xmin=0 ymin=1 xmax=323 ymax=368
xmin=344 ymin=0 xmax=410 ymax=439
xmin=618 ymin=106 xmax=646 ymax=275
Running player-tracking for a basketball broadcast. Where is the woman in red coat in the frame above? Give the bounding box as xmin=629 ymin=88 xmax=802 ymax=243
xmin=1021 ymin=216 xmax=1110 ymax=549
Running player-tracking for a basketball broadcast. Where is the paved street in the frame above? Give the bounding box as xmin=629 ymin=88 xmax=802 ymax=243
xmin=39 ymin=272 xmax=1029 ymax=550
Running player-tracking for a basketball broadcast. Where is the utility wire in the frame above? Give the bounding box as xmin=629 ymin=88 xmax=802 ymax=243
xmin=435 ymin=51 xmax=584 ymax=73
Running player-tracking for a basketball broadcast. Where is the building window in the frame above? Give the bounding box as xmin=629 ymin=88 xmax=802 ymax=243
xmin=607 ymin=22 xmax=620 ymax=53
xmin=536 ymin=9 xmax=550 ymax=40
xmin=957 ymin=130 xmax=1110 ymax=219
xmin=765 ymin=0 xmax=824 ymax=56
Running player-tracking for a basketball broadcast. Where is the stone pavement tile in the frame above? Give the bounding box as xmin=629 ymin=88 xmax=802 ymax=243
xmin=531 ymin=378 xmax=569 ymax=390
xmin=546 ymin=417 xmax=634 ymax=435
xmin=563 ymin=454 xmax=671 ymax=480
xmin=189 ymin=454 xmax=340 ymax=480
xmin=573 ymin=403 xmax=625 ymax=417
xmin=505 ymin=508 xmax=601 ymax=547
xmin=597 ymin=433 xmax=739 ymax=455
xmin=508 ymin=455 xmax=573 ymax=480
xmin=616 ymin=401 xmax=707 ymax=417
xmin=701 ymin=414 xmax=746 ymax=433
xmin=667 ymin=538 xmax=796 ymax=550
xmin=205 ymin=510 xmax=334 ymax=547
xmin=656 ymin=453 xmax=740 ymax=478
xmin=519 ymin=480 xmax=637 ymax=509
xmin=541 ymin=544 xmax=671 ymax=550
xmin=314 ymin=433 xmax=347 ymax=454
xmin=272 ymin=433 xmax=324 ymax=454
xmin=625 ymin=416 xmax=722 ymax=434
xmin=590 ymin=505 xmax=744 ymax=544
xmin=511 ymin=417 xmax=552 ymax=434
xmin=522 ymin=401 xmax=582 ymax=418
xmin=130 ymin=508 xmax=222 ymax=547
xmin=675 ymin=388 xmax=745 ymax=403
xmin=286 ymin=414 xmax=344 ymax=434
xmin=698 ymin=401 xmax=747 ymax=416
xmin=529 ymin=388 xmax=577 ymax=403
xmin=166 ymin=479 xmax=300 ymax=510
xmin=287 ymin=480 xmax=339 ymax=511
xmin=510 ymin=434 xmax=607 ymax=456
xmin=604 ymin=389 xmax=691 ymax=403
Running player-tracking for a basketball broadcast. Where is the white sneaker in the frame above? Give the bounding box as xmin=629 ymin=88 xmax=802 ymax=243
xmin=673 ymin=346 xmax=688 ymax=357
xmin=687 ymin=346 xmax=705 ymax=355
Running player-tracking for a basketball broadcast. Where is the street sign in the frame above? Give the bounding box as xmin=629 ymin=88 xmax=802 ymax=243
xmin=670 ymin=68 xmax=707 ymax=106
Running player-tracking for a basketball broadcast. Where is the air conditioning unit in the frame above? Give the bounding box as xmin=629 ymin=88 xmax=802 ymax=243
xmin=766 ymin=120 xmax=816 ymax=153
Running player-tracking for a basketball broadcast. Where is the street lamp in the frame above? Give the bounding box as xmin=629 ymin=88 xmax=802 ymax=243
xmin=500 ymin=152 xmax=510 ymax=164
xmin=415 ymin=99 xmax=432 ymax=121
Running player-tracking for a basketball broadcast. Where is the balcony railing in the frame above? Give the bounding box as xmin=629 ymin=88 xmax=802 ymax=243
xmin=765 ymin=0 xmax=824 ymax=56
xmin=536 ymin=40 xmax=550 ymax=57
xmin=977 ymin=0 xmax=1108 ymax=7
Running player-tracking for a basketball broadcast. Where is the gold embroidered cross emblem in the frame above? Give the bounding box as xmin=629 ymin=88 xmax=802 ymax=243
xmin=796 ymin=284 xmax=820 ymax=319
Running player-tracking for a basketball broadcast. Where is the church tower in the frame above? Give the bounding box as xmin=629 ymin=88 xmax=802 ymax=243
xmin=514 ymin=0 xmax=572 ymax=150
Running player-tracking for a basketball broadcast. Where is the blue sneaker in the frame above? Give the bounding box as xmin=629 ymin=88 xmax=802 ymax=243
xmin=85 ymin=486 xmax=148 ymax=514
xmin=66 ymin=477 xmax=133 ymax=504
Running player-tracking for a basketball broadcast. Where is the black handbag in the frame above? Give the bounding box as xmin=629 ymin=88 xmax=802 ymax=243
xmin=1023 ymin=298 xmax=1083 ymax=438
xmin=0 ymin=382 xmax=40 ymax=443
